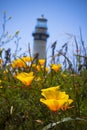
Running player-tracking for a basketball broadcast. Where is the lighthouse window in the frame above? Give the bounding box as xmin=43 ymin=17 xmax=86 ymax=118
xmin=37 ymin=21 xmax=47 ymax=28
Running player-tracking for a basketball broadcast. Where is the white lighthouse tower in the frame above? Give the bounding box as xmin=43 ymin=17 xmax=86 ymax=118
xmin=32 ymin=15 xmax=49 ymax=59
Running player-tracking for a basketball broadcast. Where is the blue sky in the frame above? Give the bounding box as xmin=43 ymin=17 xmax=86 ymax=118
xmin=0 ymin=0 xmax=87 ymax=59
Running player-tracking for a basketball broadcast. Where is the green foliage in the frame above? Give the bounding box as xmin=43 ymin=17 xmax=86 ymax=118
xmin=0 ymin=55 xmax=87 ymax=129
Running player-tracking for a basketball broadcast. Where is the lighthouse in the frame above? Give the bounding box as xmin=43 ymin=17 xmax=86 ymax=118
xmin=32 ymin=15 xmax=49 ymax=59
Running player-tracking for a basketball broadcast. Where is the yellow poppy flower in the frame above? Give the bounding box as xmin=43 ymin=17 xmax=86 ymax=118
xmin=21 ymin=56 xmax=33 ymax=62
xmin=36 ymin=65 xmax=49 ymax=72
xmin=0 ymin=58 xmax=3 ymax=67
xmin=35 ymin=65 xmax=41 ymax=71
xmin=41 ymin=86 xmax=60 ymax=99
xmin=40 ymin=99 xmax=66 ymax=111
xmin=41 ymin=90 xmax=69 ymax=100
xmin=11 ymin=58 xmax=26 ymax=68
xmin=0 ymin=86 xmax=3 ymax=88
xmin=45 ymin=67 xmax=50 ymax=72
xmin=0 ymin=58 xmax=2 ymax=64
xmin=0 ymin=80 xmax=2 ymax=88
xmin=16 ymin=72 xmax=34 ymax=86
xmin=35 ymin=77 xmax=41 ymax=81
xmin=51 ymin=64 xmax=61 ymax=72
xmin=0 ymin=80 xmax=2 ymax=84
xmin=40 ymin=86 xmax=73 ymax=111
xmin=38 ymin=59 xmax=45 ymax=65
xmin=3 ymin=69 xmax=8 ymax=74
xmin=32 ymin=64 xmax=36 ymax=68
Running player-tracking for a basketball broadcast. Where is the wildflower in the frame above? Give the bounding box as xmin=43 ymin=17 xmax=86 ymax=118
xmin=3 ymin=69 xmax=8 ymax=74
xmin=44 ymin=67 xmax=50 ymax=72
xmin=21 ymin=56 xmax=33 ymax=62
xmin=0 ymin=80 xmax=2 ymax=84
xmin=40 ymin=86 xmax=73 ymax=111
xmin=38 ymin=59 xmax=45 ymax=65
xmin=0 ymin=58 xmax=2 ymax=64
xmin=0 ymin=86 xmax=3 ymax=88
xmin=11 ymin=58 xmax=26 ymax=68
xmin=51 ymin=64 xmax=61 ymax=72
xmin=0 ymin=80 xmax=2 ymax=88
xmin=32 ymin=64 xmax=36 ymax=68
xmin=16 ymin=72 xmax=34 ymax=86
xmin=36 ymin=65 xmax=41 ymax=71
xmin=35 ymin=77 xmax=41 ymax=81
xmin=0 ymin=58 xmax=3 ymax=67
xmin=32 ymin=64 xmax=36 ymax=69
